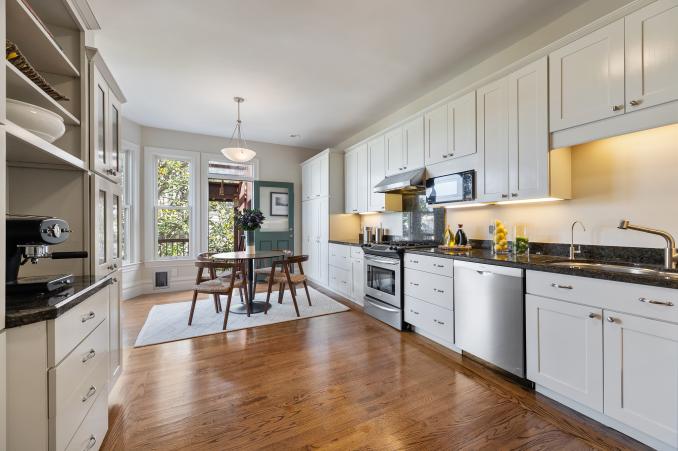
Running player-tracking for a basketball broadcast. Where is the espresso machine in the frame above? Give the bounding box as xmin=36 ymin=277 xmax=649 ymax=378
xmin=6 ymin=215 xmax=88 ymax=294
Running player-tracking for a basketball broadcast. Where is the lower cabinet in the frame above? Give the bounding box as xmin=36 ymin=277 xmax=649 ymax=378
xmin=350 ymin=248 xmax=364 ymax=305
xmin=404 ymin=295 xmax=454 ymax=344
xmin=526 ymin=271 xmax=678 ymax=450
xmin=327 ymin=244 xmax=364 ymax=304
xmin=329 ymin=264 xmax=351 ymax=296
xmin=109 ymin=272 xmax=122 ymax=390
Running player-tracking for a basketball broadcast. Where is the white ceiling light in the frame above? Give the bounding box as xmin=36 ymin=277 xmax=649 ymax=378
xmin=221 ymin=97 xmax=256 ymax=162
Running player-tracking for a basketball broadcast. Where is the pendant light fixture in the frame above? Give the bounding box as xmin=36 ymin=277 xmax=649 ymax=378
xmin=221 ymin=97 xmax=256 ymax=163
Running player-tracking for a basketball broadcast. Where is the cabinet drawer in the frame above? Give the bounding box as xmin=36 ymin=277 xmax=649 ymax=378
xmin=350 ymin=246 xmax=364 ymax=259
xmin=51 ymin=324 xmax=109 ymax=451
xmin=405 ymin=296 xmax=454 ymax=343
xmin=329 ymin=265 xmax=351 ymax=295
xmin=404 ymin=268 xmax=454 ymax=310
xmin=49 ymin=285 xmax=109 ymax=366
xmin=329 ymin=244 xmax=351 ymax=270
xmin=526 ymin=271 xmax=678 ymax=324
xmin=65 ymin=389 xmax=108 ymax=451
xmin=404 ymin=253 xmax=453 ymax=276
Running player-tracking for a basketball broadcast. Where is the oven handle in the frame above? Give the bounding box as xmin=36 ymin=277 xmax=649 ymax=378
xmin=365 ymin=298 xmax=400 ymax=313
xmin=364 ymin=255 xmax=400 ymax=266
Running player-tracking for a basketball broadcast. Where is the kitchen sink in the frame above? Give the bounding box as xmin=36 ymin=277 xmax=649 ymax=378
xmin=547 ymin=260 xmax=678 ymax=280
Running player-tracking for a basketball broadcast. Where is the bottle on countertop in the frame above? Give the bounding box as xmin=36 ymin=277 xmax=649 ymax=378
xmin=455 ymin=224 xmax=468 ymax=246
xmin=443 ymin=224 xmax=455 ymax=247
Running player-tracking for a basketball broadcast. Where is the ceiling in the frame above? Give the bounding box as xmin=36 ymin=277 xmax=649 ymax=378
xmin=90 ymin=0 xmax=587 ymax=149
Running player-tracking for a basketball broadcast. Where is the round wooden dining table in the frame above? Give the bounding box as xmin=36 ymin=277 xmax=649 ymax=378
xmin=211 ymin=250 xmax=288 ymax=314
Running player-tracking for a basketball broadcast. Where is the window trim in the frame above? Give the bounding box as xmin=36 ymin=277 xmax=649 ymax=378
xmin=121 ymin=140 xmax=140 ymax=266
xmin=144 ymin=146 xmax=200 ymax=261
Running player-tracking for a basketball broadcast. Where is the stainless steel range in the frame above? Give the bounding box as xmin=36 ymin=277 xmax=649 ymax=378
xmin=362 ymin=240 xmax=438 ymax=330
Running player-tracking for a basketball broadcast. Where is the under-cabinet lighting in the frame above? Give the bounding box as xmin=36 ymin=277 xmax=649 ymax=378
xmin=358 ymin=211 xmax=379 ymax=215
xmin=443 ymin=202 xmax=490 ymax=209
xmin=495 ymin=197 xmax=563 ymax=205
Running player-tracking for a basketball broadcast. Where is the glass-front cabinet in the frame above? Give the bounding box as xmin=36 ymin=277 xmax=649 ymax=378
xmin=88 ymin=48 xmax=126 ymax=184
xmin=92 ymin=174 xmax=122 ymax=275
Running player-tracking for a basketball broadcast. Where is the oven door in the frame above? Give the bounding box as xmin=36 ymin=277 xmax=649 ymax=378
xmin=364 ymin=254 xmax=401 ymax=308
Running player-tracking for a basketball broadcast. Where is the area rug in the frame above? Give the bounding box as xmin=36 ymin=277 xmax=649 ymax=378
xmin=134 ymin=287 xmax=349 ymax=347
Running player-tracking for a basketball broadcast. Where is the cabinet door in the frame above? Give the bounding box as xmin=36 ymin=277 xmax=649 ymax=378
xmin=549 ymin=19 xmax=625 ymax=131
xmin=626 ymin=0 xmax=678 ymax=112
xmin=356 ymin=144 xmax=369 ymax=213
xmin=447 ymin=91 xmax=476 ymax=159
xmin=604 ymin=311 xmax=678 ymax=447
xmin=109 ymin=272 xmax=122 ymax=390
xmin=477 ymin=77 xmax=509 ymax=202
xmin=316 ymin=153 xmax=329 ymax=198
xmin=301 ymin=163 xmax=311 ymax=200
xmin=526 ymin=295 xmax=604 ymax=411
xmin=344 ymin=150 xmax=358 ymax=213
xmin=402 ymin=116 xmax=424 ymax=172
xmin=92 ymin=175 xmax=121 ymax=276
xmin=91 ymin=67 xmax=109 ymax=177
xmin=368 ymin=136 xmax=386 ymax=212
xmin=508 ymin=58 xmax=549 ymax=200
xmin=424 ymin=104 xmax=447 ymax=165
xmin=107 ymin=95 xmax=123 ymax=184
xmin=317 ymin=197 xmax=329 ymax=285
xmin=385 ymin=127 xmax=404 ymax=176
xmin=351 ymin=257 xmax=364 ymax=305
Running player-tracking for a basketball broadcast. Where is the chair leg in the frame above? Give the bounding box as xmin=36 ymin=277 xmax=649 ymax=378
xmin=238 ymin=287 xmax=245 ymax=304
xmin=213 ymin=294 xmax=221 ymax=313
xmin=188 ymin=290 xmax=198 ymax=325
xmin=303 ymin=281 xmax=312 ymax=306
xmin=288 ymin=283 xmax=300 ymax=317
xmin=278 ymin=282 xmax=285 ymax=304
xmin=265 ymin=277 xmax=276 ymax=314
xmin=222 ymin=289 xmax=234 ymax=330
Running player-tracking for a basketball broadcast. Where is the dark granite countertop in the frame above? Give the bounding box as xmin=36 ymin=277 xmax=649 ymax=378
xmin=405 ymin=248 xmax=678 ymax=290
xmin=328 ymin=239 xmax=363 ymax=247
xmin=6 ymin=275 xmax=113 ymax=328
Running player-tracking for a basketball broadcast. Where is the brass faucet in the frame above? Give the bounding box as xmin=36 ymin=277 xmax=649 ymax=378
xmin=618 ymin=220 xmax=678 ymax=269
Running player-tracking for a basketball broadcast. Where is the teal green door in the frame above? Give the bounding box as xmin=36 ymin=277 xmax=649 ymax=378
xmin=253 ymin=181 xmax=294 ymax=253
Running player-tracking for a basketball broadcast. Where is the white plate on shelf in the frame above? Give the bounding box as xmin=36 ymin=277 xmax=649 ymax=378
xmin=7 ymin=98 xmax=66 ymax=143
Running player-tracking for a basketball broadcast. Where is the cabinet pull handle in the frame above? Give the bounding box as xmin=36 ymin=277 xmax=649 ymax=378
xmin=434 ymin=264 xmax=444 ymax=268
xmin=638 ymin=297 xmax=674 ymax=307
xmin=410 ymin=260 xmax=419 ymax=264
xmin=551 ymin=283 xmax=573 ymax=290
xmin=629 ymin=99 xmax=642 ymax=106
xmin=82 ymin=349 xmax=96 ymax=363
xmin=612 ymin=104 xmax=624 ymax=111
xmin=434 ymin=288 xmax=445 ymax=293
xmin=511 ymin=193 xmax=518 ymax=197
xmin=410 ymin=309 xmax=420 ymax=315
xmin=434 ymin=319 xmax=446 ymax=325
xmin=86 ymin=435 xmax=97 ymax=450
xmin=82 ymin=385 xmax=97 ymax=402
xmin=501 ymin=194 xmax=509 ymax=198
xmin=606 ymin=316 xmax=616 ymax=323
xmin=588 ymin=313 xmax=598 ymax=319
xmin=81 ymin=311 xmax=96 ymax=323
xmin=410 ymin=282 xmax=420 ymax=286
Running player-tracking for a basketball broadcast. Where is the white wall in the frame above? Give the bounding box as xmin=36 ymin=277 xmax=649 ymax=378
xmin=121 ymin=118 xmax=319 ymax=299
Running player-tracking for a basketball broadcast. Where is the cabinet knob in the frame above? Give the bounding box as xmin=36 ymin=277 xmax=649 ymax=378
xmin=82 ymin=349 xmax=96 ymax=363
xmin=629 ymin=99 xmax=642 ymax=106
xmin=501 ymin=194 xmax=509 ymax=199
xmin=606 ymin=316 xmax=616 ymax=323
xmin=81 ymin=385 xmax=97 ymax=402
xmin=86 ymin=435 xmax=97 ymax=450
xmin=588 ymin=312 xmax=598 ymax=319
xmin=612 ymin=104 xmax=624 ymax=111
xmin=511 ymin=193 xmax=518 ymax=197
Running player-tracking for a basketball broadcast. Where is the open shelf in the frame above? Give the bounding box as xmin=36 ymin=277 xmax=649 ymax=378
xmin=5 ymin=120 xmax=86 ymax=170
xmin=6 ymin=61 xmax=81 ymax=126
xmin=6 ymin=0 xmax=80 ymax=77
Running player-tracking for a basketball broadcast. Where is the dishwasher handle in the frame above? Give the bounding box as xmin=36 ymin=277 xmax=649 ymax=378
xmin=454 ymin=260 xmax=523 ymax=278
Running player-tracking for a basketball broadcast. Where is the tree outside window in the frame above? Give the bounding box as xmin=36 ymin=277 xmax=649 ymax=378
xmin=156 ymin=158 xmax=191 ymax=257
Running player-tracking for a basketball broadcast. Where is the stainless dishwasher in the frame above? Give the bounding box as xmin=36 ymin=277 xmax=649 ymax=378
xmin=454 ymin=260 xmax=525 ymax=378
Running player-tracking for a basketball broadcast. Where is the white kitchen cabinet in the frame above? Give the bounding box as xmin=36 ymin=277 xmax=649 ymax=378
xmin=404 ymin=268 xmax=454 ymax=310
xmin=356 ymin=144 xmax=369 ymax=213
xmin=625 ymin=0 xmax=678 ymax=112
xmin=526 ymin=294 xmax=603 ymax=411
xmin=344 ymin=149 xmax=358 ymax=213
xmin=404 ymin=296 xmax=454 ymax=344
xmin=424 ymin=104 xmax=447 ymax=165
xmin=329 ymin=264 xmax=351 ymax=296
xmin=302 ymin=196 xmax=329 ymax=285
xmin=603 ymin=311 xmax=678 ymax=448
xmin=403 ymin=116 xmax=424 ymax=172
xmin=385 ymin=126 xmax=404 ymax=176
xmin=92 ymin=174 xmax=122 ymax=276
xmin=549 ymin=19 xmax=625 ymax=131
xmin=302 ymin=153 xmax=329 ymax=200
xmin=350 ymin=247 xmax=365 ymax=306
xmin=508 ymin=58 xmax=549 ymax=200
xmin=109 ymin=272 xmax=122 ymax=390
xmin=368 ymin=136 xmax=386 ymax=212
xmin=88 ymin=49 xmax=126 ymax=184
xmin=447 ymin=91 xmax=476 ymax=160
xmin=328 ymin=243 xmax=351 ymax=271
xmin=302 ymin=162 xmax=312 ymax=201
xmin=477 ymin=76 xmax=509 ymax=202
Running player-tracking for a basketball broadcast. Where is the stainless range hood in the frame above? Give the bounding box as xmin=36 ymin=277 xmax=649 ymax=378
xmin=373 ymin=168 xmax=425 ymax=194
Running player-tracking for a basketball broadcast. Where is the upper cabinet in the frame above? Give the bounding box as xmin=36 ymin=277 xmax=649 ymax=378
xmin=424 ymin=104 xmax=447 ymax=165
xmin=425 ymin=92 xmax=476 ymax=166
xmin=367 ymin=136 xmax=386 ymax=212
xmin=386 ymin=116 xmax=425 ymax=176
xmin=344 ymin=143 xmax=369 ymax=213
xmin=92 ymin=175 xmax=122 ymax=276
xmin=301 ymin=152 xmax=329 ymax=201
xmin=477 ymin=77 xmax=510 ymax=202
xmin=625 ymin=0 xmax=678 ymax=112
xmin=88 ymin=48 xmax=126 ymax=184
xmin=384 ymin=126 xmax=403 ymax=176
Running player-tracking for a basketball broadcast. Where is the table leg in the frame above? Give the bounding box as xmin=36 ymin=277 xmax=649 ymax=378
xmin=247 ymin=258 xmax=255 ymax=304
xmin=230 ymin=258 xmax=268 ymax=314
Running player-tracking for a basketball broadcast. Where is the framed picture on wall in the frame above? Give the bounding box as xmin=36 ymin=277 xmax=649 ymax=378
xmin=270 ymin=192 xmax=289 ymax=216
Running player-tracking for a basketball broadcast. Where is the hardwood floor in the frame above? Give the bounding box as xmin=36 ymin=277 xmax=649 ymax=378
xmin=102 ymin=284 xmax=647 ymax=450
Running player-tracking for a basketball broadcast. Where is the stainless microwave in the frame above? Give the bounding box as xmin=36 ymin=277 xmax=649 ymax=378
xmin=425 ymin=170 xmax=475 ymax=204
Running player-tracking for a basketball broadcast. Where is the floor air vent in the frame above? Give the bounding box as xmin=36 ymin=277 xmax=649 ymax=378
xmin=154 ymin=271 xmax=169 ymax=289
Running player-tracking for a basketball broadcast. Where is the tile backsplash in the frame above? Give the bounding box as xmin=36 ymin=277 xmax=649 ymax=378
xmin=361 ymin=194 xmax=444 ymax=242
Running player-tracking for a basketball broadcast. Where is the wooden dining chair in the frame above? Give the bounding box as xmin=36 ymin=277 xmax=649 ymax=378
xmin=194 ymin=253 xmax=248 ymax=312
xmin=253 ymin=249 xmax=293 ymax=282
xmin=189 ymin=259 xmax=249 ymax=328
xmin=264 ymin=255 xmax=311 ymax=317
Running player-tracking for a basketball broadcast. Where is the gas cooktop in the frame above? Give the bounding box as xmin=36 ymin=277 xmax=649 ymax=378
xmin=362 ymin=240 xmax=439 ymax=255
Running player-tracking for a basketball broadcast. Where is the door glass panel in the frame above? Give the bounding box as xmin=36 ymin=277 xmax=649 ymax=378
xmin=259 ymin=186 xmax=289 ymax=232
xmin=98 ymin=189 xmax=107 ymax=264
xmin=111 ymin=105 xmax=119 ymax=171
xmin=112 ymin=194 xmax=120 ymax=259
xmin=366 ymin=265 xmax=395 ymax=295
xmin=97 ymin=85 xmax=106 ymax=164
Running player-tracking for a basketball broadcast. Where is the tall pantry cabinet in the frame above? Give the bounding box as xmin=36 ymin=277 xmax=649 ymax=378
xmin=301 ymin=149 xmax=344 ymax=285
xmin=87 ymin=47 xmax=127 ymax=390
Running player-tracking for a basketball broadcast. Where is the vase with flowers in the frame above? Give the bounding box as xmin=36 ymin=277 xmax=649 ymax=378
xmin=235 ymin=208 xmax=265 ymax=254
